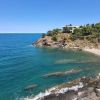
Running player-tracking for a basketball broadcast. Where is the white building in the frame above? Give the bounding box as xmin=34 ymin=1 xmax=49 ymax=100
xmin=63 ymin=25 xmax=79 ymax=33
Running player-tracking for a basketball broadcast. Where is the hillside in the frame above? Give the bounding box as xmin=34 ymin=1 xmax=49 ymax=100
xmin=33 ymin=23 xmax=100 ymax=49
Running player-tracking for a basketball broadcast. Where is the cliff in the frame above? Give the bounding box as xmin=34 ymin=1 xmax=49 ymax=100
xmin=33 ymin=34 xmax=99 ymax=50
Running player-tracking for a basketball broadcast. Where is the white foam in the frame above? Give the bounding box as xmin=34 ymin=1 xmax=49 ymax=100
xmin=22 ymin=82 xmax=84 ymax=100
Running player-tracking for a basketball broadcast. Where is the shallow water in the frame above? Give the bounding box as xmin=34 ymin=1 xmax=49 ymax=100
xmin=0 ymin=34 xmax=100 ymax=100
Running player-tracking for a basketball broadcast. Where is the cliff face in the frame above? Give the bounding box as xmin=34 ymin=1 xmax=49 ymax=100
xmin=33 ymin=36 xmax=53 ymax=47
xmin=33 ymin=34 xmax=98 ymax=49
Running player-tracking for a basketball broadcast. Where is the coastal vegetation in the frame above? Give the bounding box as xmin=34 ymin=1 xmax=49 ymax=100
xmin=44 ymin=23 xmax=100 ymax=41
xmin=72 ymin=23 xmax=100 ymax=42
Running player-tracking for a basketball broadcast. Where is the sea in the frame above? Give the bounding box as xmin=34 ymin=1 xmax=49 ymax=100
xmin=0 ymin=33 xmax=100 ymax=100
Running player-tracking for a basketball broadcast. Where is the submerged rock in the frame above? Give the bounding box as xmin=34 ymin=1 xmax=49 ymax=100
xmin=43 ymin=72 xmax=64 ymax=77
xmin=43 ymin=69 xmax=82 ymax=78
xmin=24 ymin=84 xmax=37 ymax=91
xmin=23 ymin=73 xmax=100 ymax=100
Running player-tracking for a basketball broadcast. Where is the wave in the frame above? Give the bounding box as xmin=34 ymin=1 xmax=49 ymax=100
xmin=20 ymin=82 xmax=84 ymax=100
xmin=24 ymin=44 xmax=34 ymax=48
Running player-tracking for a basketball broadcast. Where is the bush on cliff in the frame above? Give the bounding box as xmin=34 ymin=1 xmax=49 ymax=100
xmin=52 ymin=36 xmax=57 ymax=41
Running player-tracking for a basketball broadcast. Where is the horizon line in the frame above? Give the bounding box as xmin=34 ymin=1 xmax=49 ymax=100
xmin=0 ymin=32 xmax=44 ymax=34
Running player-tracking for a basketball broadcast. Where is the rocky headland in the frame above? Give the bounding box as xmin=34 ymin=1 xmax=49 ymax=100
xmin=33 ymin=23 xmax=100 ymax=55
xmin=33 ymin=34 xmax=100 ymax=56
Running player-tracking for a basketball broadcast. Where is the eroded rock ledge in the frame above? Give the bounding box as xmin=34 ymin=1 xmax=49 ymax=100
xmin=24 ymin=73 xmax=100 ymax=100
xmin=33 ymin=35 xmax=99 ymax=49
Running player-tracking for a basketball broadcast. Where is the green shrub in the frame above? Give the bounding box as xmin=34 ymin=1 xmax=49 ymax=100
xmin=52 ymin=36 xmax=57 ymax=41
xmin=42 ymin=33 xmax=46 ymax=38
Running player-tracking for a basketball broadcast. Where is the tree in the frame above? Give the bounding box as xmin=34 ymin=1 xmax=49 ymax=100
xmin=86 ymin=24 xmax=90 ymax=27
xmin=91 ymin=24 xmax=95 ymax=28
xmin=95 ymin=23 xmax=100 ymax=33
xmin=73 ymin=28 xmax=82 ymax=36
xmin=42 ymin=33 xmax=46 ymax=38
xmin=69 ymin=24 xmax=72 ymax=26
xmin=52 ymin=36 xmax=57 ymax=41
xmin=80 ymin=25 xmax=83 ymax=28
xmin=63 ymin=26 xmax=71 ymax=33
xmin=52 ymin=28 xmax=62 ymax=35
xmin=95 ymin=23 xmax=100 ymax=28
xmin=47 ymin=28 xmax=61 ymax=36
xmin=47 ymin=30 xmax=53 ymax=36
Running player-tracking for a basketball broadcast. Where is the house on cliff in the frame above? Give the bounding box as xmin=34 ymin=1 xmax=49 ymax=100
xmin=63 ymin=25 xmax=79 ymax=33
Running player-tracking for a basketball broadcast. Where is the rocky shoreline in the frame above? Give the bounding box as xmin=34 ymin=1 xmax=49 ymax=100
xmin=33 ymin=35 xmax=100 ymax=56
xmin=27 ymin=36 xmax=100 ymax=100
xmin=23 ymin=73 xmax=100 ymax=100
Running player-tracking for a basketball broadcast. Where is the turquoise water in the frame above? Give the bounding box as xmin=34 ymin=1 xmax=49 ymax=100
xmin=0 ymin=34 xmax=100 ymax=100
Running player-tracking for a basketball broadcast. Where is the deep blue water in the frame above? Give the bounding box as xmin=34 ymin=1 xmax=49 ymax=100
xmin=0 ymin=34 xmax=100 ymax=100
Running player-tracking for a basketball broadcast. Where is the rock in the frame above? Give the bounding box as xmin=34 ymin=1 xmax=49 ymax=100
xmin=95 ymin=88 xmax=100 ymax=97
xmin=96 ymin=73 xmax=100 ymax=80
xmin=43 ymin=72 xmax=64 ymax=77
xmin=78 ymin=91 xmax=86 ymax=98
xmin=64 ymin=69 xmax=82 ymax=75
xmin=24 ymin=84 xmax=37 ymax=91
xmin=96 ymin=82 xmax=100 ymax=88
xmin=43 ymin=69 xmax=82 ymax=78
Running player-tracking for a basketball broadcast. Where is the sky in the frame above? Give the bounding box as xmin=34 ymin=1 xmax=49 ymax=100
xmin=0 ymin=0 xmax=100 ymax=33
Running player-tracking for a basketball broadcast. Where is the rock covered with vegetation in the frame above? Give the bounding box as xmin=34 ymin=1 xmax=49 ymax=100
xmin=33 ymin=23 xmax=100 ymax=49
